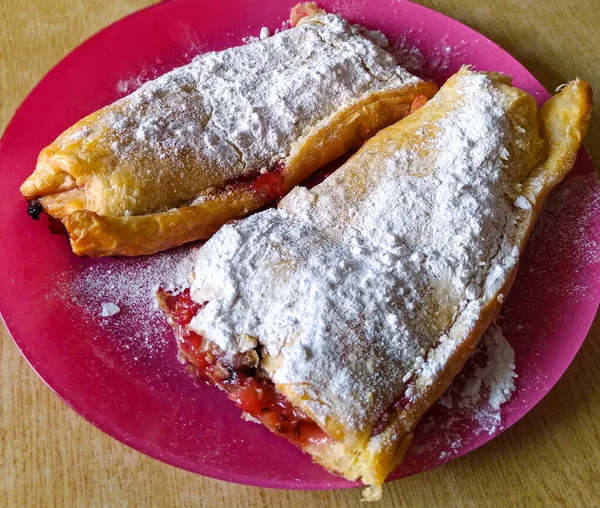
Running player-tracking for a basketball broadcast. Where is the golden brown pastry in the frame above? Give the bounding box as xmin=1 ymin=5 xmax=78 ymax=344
xmin=157 ymin=68 xmax=591 ymax=500
xmin=19 ymin=5 xmax=436 ymax=256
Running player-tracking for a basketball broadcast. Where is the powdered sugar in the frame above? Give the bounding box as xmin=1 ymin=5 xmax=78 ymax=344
xmin=480 ymin=326 xmax=518 ymax=410
xmin=101 ymin=302 xmax=121 ymax=317
xmin=259 ymin=27 xmax=270 ymax=40
xmin=459 ymin=377 xmax=482 ymax=408
xmin=116 ymin=75 xmax=147 ymax=95
xmin=73 ymin=13 xmax=419 ymax=217
xmin=410 ymin=325 xmax=517 ymax=460
xmin=514 ymin=195 xmax=532 ymax=210
xmin=451 ymin=325 xmax=518 ymax=429
xmin=51 ymin=247 xmax=196 ymax=358
xmin=187 ymin=71 xmax=529 ymax=431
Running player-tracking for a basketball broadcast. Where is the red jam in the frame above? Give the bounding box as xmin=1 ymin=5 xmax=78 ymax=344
xmin=215 ymin=162 xmax=286 ymax=201
xmin=251 ymin=162 xmax=286 ymax=200
xmin=158 ymin=288 xmax=327 ymax=446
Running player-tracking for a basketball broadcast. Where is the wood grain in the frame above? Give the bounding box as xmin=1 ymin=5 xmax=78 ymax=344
xmin=1 ymin=1 xmax=599 ymax=506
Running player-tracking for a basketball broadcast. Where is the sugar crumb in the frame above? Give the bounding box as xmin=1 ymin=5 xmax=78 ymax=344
xmin=514 ymin=195 xmax=532 ymax=210
xmin=101 ymin=303 xmax=120 ymax=317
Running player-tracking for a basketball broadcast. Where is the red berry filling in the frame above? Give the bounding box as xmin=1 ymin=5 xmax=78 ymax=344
xmin=251 ymin=162 xmax=286 ymax=200
xmin=213 ymin=161 xmax=286 ymax=202
xmin=158 ymin=288 xmax=327 ymax=446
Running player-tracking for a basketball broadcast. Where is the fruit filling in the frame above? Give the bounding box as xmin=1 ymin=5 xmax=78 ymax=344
xmin=214 ymin=161 xmax=286 ymax=202
xmin=157 ymin=288 xmax=328 ymax=447
xmin=251 ymin=162 xmax=286 ymax=200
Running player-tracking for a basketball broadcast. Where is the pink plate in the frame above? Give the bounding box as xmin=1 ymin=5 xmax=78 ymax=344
xmin=1 ymin=0 xmax=599 ymax=490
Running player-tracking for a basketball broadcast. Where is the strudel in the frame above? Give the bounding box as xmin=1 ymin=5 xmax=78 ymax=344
xmin=20 ymin=4 xmax=435 ymax=256
xmin=158 ymin=68 xmax=591 ymax=499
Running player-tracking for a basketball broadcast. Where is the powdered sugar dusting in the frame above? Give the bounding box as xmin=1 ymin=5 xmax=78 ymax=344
xmin=187 ymin=70 xmax=530 ymax=431
xmin=410 ymin=325 xmax=517 ymax=460
xmin=73 ymin=13 xmax=420 ymax=217
xmin=386 ymin=33 xmax=473 ymax=82
xmin=454 ymin=325 xmax=517 ymax=432
xmin=51 ymin=247 xmax=196 ymax=358
xmin=483 ymin=327 xmax=518 ymax=410
xmin=112 ymin=13 xmax=417 ymax=167
xmin=116 ymin=75 xmax=147 ymax=95
xmin=530 ymin=172 xmax=600 ymax=274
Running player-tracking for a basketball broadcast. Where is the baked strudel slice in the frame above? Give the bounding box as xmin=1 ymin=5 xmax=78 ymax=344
xmin=157 ymin=68 xmax=591 ymax=499
xmin=19 ymin=3 xmax=436 ymax=256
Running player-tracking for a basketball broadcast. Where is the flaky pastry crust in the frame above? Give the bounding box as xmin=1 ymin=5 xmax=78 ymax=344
xmin=172 ymin=69 xmax=591 ymax=500
xmin=20 ymin=6 xmax=436 ymax=257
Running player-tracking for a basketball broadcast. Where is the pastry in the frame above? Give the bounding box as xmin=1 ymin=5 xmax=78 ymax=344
xmin=157 ymin=68 xmax=592 ymax=499
xmin=19 ymin=4 xmax=436 ymax=257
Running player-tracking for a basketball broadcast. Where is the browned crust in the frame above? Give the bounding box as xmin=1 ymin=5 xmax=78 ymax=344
xmin=61 ymin=188 xmax=268 ymax=257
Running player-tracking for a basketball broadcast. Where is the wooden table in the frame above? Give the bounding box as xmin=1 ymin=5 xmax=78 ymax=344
xmin=2 ymin=1 xmax=599 ymax=506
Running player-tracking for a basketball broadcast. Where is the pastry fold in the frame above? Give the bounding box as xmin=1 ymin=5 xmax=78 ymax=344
xmin=20 ymin=7 xmax=436 ymax=256
xmin=159 ymin=68 xmax=591 ymax=499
